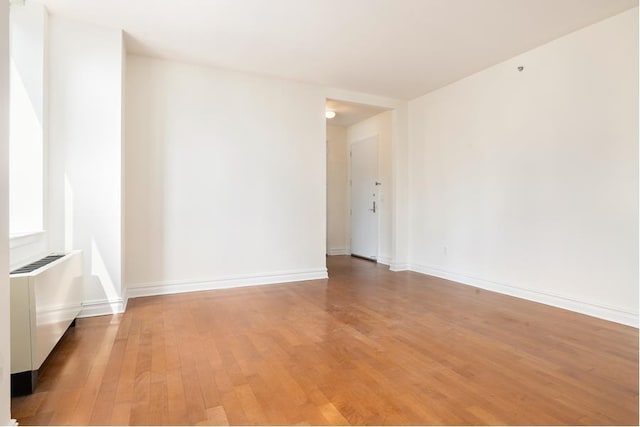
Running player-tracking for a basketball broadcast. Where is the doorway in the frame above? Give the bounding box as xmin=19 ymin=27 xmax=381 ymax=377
xmin=325 ymin=98 xmax=392 ymax=265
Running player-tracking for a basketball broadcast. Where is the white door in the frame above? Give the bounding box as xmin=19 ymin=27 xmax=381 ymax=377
xmin=350 ymin=137 xmax=378 ymax=261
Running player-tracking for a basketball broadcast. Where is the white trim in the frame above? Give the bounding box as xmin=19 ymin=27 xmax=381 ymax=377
xmin=9 ymin=230 xmax=45 ymax=249
xmin=127 ymin=268 xmax=329 ymax=299
xmin=377 ymin=256 xmax=392 ymax=266
xmin=8 ymin=420 xmax=18 ymax=426
xmin=327 ymin=248 xmax=349 ymax=256
xmin=389 ymin=262 xmax=409 ymax=271
xmin=78 ymin=297 xmax=125 ymax=318
xmin=410 ymin=263 xmax=639 ymax=328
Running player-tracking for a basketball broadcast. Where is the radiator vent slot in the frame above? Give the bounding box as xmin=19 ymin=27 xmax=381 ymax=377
xmin=10 ymin=255 xmax=65 ymax=275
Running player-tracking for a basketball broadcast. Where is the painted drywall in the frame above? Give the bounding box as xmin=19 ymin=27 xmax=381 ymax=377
xmin=0 ymin=2 xmax=10 ymax=424
xmin=390 ymin=103 xmax=409 ymax=271
xmin=8 ymin=1 xmax=48 ymax=270
xmin=408 ymin=8 xmax=638 ymax=325
xmin=48 ymin=16 xmax=125 ymax=316
xmin=326 ymin=124 xmax=349 ymax=255
xmin=125 ymin=55 xmax=327 ymax=297
xmin=120 ymin=41 xmax=127 ymax=306
xmin=347 ymin=111 xmax=393 ymax=265
xmin=9 ymin=1 xmax=45 ymax=237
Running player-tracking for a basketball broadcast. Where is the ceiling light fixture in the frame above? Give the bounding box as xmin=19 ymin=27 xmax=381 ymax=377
xmin=325 ymin=111 xmax=336 ymax=119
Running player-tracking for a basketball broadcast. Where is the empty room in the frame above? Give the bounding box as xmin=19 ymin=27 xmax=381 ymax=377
xmin=0 ymin=0 xmax=638 ymax=425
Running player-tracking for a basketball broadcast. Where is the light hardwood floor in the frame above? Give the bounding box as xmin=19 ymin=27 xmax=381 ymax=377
xmin=11 ymin=256 xmax=639 ymax=425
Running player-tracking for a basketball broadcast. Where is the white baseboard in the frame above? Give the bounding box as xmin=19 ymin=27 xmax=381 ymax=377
xmin=327 ymin=248 xmax=350 ymax=256
xmin=389 ymin=262 xmax=409 ymax=271
xmin=410 ymin=263 xmax=638 ymax=328
xmin=8 ymin=419 xmax=18 ymax=426
xmin=78 ymin=297 xmax=126 ymax=318
xmin=377 ymin=256 xmax=392 ymax=266
xmin=127 ymin=268 xmax=328 ymax=299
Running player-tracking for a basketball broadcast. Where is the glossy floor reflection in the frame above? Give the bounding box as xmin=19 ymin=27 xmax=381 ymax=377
xmin=11 ymin=256 xmax=639 ymax=425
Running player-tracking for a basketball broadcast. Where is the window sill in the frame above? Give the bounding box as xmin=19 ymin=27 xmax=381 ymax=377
xmin=9 ymin=231 xmax=46 ymax=249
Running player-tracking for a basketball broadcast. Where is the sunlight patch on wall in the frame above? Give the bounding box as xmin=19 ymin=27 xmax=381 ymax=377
xmin=9 ymin=57 xmax=43 ymax=235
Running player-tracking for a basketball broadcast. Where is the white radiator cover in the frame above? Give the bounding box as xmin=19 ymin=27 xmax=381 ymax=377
xmin=10 ymin=251 xmax=83 ymax=374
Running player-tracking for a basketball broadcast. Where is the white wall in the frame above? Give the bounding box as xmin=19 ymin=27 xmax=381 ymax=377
xmin=48 ymin=16 xmax=125 ymax=316
xmin=0 ymin=2 xmax=11 ymax=424
xmin=408 ymin=8 xmax=638 ymax=326
xmin=8 ymin=1 xmax=47 ymax=269
xmin=390 ymin=103 xmax=409 ymax=271
xmin=125 ymin=55 xmax=327 ymax=297
xmin=326 ymin=124 xmax=348 ymax=255
xmin=347 ymin=111 xmax=393 ymax=264
xmin=120 ymin=43 xmax=126 ymax=305
xmin=9 ymin=1 xmax=44 ymax=236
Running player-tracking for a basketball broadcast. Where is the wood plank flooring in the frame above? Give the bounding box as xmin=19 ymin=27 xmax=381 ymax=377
xmin=11 ymin=256 xmax=639 ymax=425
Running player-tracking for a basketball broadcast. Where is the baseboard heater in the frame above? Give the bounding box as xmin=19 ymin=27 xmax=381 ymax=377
xmin=10 ymin=251 xmax=83 ymax=396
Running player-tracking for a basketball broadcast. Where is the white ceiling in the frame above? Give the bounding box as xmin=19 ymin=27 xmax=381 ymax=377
xmin=38 ymin=0 xmax=638 ymax=100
